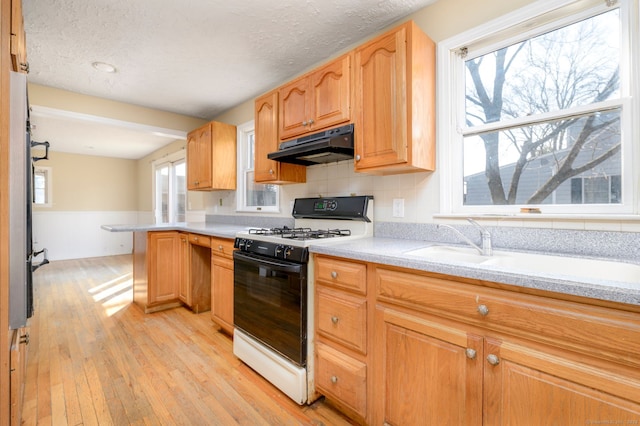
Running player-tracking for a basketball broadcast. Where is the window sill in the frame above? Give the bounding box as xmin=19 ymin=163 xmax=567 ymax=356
xmin=435 ymin=213 xmax=640 ymax=221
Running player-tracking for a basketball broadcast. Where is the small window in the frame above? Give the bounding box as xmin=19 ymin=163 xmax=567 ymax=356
xmin=33 ymin=166 xmax=52 ymax=207
xmin=440 ymin=0 xmax=637 ymax=215
xmin=236 ymin=121 xmax=279 ymax=213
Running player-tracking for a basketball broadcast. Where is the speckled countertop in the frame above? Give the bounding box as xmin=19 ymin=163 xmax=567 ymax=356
xmin=103 ymin=222 xmax=640 ymax=307
xmin=100 ymin=222 xmax=250 ymax=239
xmin=308 ymin=237 xmax=640 ymax=307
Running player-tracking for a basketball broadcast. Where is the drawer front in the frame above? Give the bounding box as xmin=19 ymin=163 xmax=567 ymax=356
xmin=210 ymin=237 xmax=234 ymax=259
xmin=315 ymin=256 xmax=366 ymax=295
xmin=189 ymin=233 xmax=211 ymax=247
xmin=316 ymin=342 xmax=367 ymax=417
xmin=317 ymin=286 xmax=367 ymax=354
xmin=375 ymin=266 xmax=640 ymax=368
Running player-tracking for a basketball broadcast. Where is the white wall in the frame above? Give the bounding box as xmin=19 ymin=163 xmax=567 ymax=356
xmin=33 ymin=211 xmax=137 ymax=261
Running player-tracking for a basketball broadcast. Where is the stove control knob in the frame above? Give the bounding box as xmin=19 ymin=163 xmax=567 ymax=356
xmin=284 ymin=246 xmax=294 ymax=259
xmin=244 ymin=239 xmax=253 ymax=250
xmin=275 ymin=245 xmax=285 ymax=257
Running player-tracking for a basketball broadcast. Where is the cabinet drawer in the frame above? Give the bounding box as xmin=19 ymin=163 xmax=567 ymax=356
xmin=315 ymin=256 xmax=366 ymax=295
xmin=211 ymin=237 xmax=234 ymax=259
xmin=189 ymin=233 xmax=211 ymax=247
xmin=316 ymin=342 xmax=367 ymax=418
xmin=375 ymin=266 xmax=640 ymax=368
xmin=317 ymin=286 xmax=367 ymax=354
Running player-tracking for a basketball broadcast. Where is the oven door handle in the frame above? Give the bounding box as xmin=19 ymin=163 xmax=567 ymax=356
xmin=233 ymin=251 xmax=304 ymax=274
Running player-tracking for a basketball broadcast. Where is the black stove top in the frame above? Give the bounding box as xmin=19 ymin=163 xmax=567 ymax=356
xmin=248 ymin=226 xmax=351 ymax=240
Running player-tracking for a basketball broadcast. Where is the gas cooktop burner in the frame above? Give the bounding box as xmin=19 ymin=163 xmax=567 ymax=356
xmin=248 ymin=226 xmax=352 ymax=240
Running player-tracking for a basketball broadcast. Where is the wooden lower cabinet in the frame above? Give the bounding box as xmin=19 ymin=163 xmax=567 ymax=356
xmin=134 ymin=231 xmax=213 ymax=313
xmin=483 ymin=338 xmax=640 ymax=425
xmin=181 ymin=234 xmax=212 ymax=313
xmin=373 ymin=306 xmax=482 ymax=426
xmin=313 ymin=255 xmax=640 ymax=425
xmin=210 ymin=237 xmax=235 ymax=334
xmin=137 ymin=231 xmax=182 ymax=312
xmin=314 ymin=255 xmax=369 ymax=422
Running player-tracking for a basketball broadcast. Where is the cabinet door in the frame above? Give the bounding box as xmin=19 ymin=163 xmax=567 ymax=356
xmin=279 ymin=77 xmax=312 ymax=140
xmin=11 ymin=0 xmax=27 ymax=73
xmin=373 ymin=305 xmax=483 ymax=426
xmin=148 ymin=232 xmax=180 ymax=305
xmin=484 ymin=338 xmax=640 ymax=425
xmin=354 ymin=25 xmax=408 ymax=170
xmin=254 ymin=91 xmax=306 ymax=184
xmin=255 ymin=91 xmax=281 ymax=182
xmin=187 ymin=123 xmax=212 ymax=189
xmin=311 ymin=54 xmax=351 ymax=131
xmin=211 ymin=256 xmax=234 ymax=334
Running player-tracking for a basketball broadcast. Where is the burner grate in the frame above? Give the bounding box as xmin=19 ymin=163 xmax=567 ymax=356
xmin=247 ymin=226 xmax=351 ymax=240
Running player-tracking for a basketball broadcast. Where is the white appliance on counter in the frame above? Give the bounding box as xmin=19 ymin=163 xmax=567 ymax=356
xmin=231 ymin=196 xmax=373 ymax=404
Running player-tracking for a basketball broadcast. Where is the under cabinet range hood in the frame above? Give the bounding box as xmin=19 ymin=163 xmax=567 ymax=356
xmin=267 ymin=123 xmax=354 ymax=166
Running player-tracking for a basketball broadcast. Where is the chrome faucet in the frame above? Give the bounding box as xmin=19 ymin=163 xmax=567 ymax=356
xmin=437 ymin=218 xmax=492 ymax=256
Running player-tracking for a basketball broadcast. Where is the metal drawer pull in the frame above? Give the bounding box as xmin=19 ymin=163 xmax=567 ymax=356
xmin=331 ymin=316 xmax=339 ymax=324
xmin=477 ymin=304 xmax=489 ymax=316
xmin=465 ymin=348 xmax=477 ymax=359
xmin=331 ymin=375 xmax=338 ymax=384
xmin=331 ymin=271 xmax=338 ymax=279
xmin=487 ymin=354 xmax=500 ymax=366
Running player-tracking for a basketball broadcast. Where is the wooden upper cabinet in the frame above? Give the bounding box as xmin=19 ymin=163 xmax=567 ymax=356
xmin=354 ymin=20 xmax=436 ymax=174
xmin=254 ymin=90 xmax=305 ymax=184
xmin=11 ymin=0 xmax=28 ymax=73
xmin=186 ymin=121 xmax=236 ymax=190
xmin=279 ymin=53 xmax=352 ymax=140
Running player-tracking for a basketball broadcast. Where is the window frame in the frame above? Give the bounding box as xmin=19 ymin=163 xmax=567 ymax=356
xmin=235 ymin=120 xmax=280 ymax=213
xmin=152 ymin=150 xmax=186 ymax=224
xmin=32 ymin=166 xmax=52 ymax=207
xmin=437 ymin=0 xmax=640 ymax=215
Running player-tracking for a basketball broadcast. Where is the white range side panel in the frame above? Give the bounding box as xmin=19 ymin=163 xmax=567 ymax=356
xmin=233 ymin=329 xmax=307 ymax=405
xmin=9 ymin=71 xmax=28 ymax=329
xmin=32 ymin=211 xmax=137 ymax=261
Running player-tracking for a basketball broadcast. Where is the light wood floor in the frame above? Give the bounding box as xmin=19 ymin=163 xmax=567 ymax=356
xmin=22 ymin=254 xmax=354 ymax=426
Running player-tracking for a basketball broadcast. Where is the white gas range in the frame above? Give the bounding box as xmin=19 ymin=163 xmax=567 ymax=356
xmin=231 ymin=196 xmax=373 ymax=404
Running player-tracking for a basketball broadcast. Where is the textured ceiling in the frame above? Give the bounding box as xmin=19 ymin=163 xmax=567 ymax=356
xmin=23 ymin=0 xmax=437 ymax=158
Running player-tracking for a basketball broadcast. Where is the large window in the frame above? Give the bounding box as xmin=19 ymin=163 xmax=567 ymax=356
xmin=439 ymin=0 xmax=638 ymax=214
xmin=236 ymin=121 xmax=279 ymax=212
xmin=154 ymin=154 xmax=186 ymax=223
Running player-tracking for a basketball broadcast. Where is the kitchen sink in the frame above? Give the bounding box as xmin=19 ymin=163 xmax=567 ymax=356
xmin=404 ymin=245 xmax=640 ymax=286
xmin=404 ymin=245 xmax=490 ymax=264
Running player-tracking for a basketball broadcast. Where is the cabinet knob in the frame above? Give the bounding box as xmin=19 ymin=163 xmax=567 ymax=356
xmin=308 ymin=119 xmax=314 ymax=125
xmin=331 ymin=316 xmax=339 ymax=324
xmin=218 ymin=245 xmax=223 ymax=251
xmin=331 ymin=375 xmax=338 ymax=384
xmin=269 ymin=169 xmax=274 ymax=174
xmin=194 ymin=236 xmax=198 ymax=241
xmin=355 ymin=154 xmax=361 ymax=161
xmin=302 ymin=121 xmax=308 ymax=126
xmin=465 ymin=348 xmax=477 ymax=359
xmin=487 ymin=354 xmax=500 ymax=366
xmin=331 ymin=271 xmax=338 ymax=279
xmin=477 ymin=304 xmax=489 ymax=316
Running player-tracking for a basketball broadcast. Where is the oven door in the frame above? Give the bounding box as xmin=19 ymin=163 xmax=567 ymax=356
xmin=233 ymin=250 xmax=307 ymax=367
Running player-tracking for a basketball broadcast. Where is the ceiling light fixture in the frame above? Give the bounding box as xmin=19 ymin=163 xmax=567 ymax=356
xmin=92 ymin=61 xmax=117 ymax=73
